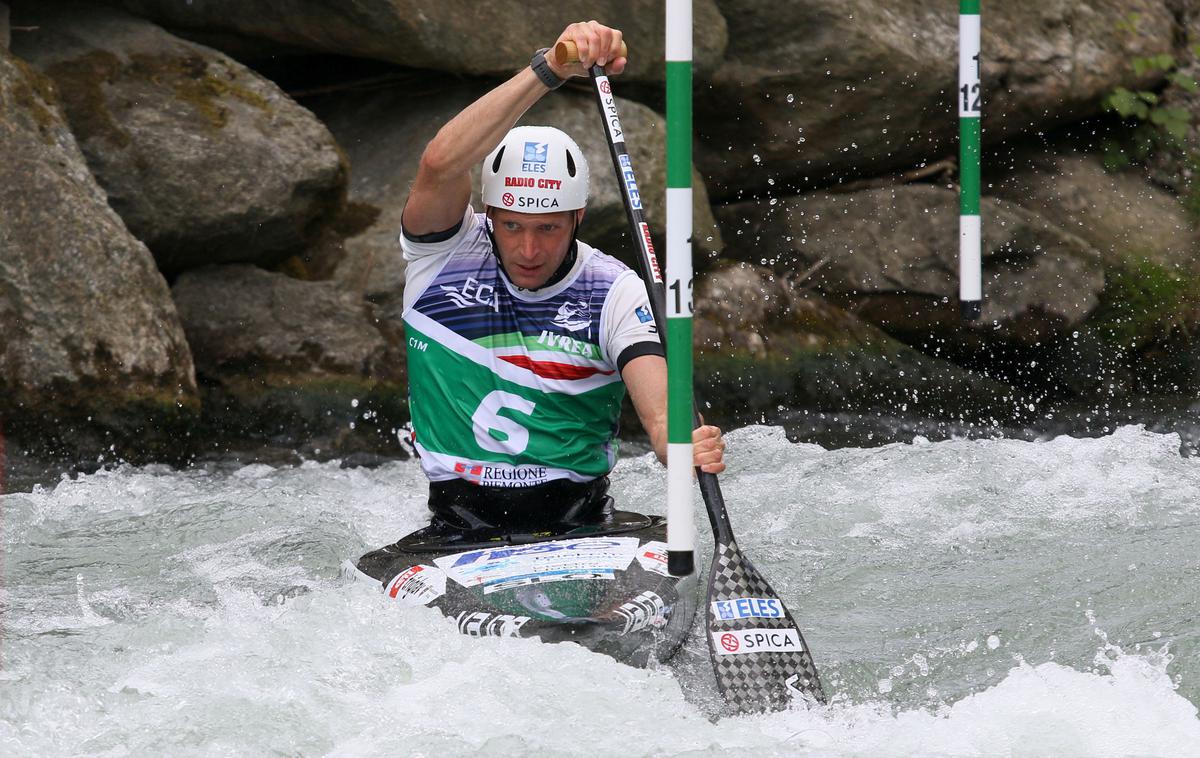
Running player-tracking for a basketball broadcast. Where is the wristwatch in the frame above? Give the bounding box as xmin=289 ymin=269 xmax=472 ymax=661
xmin=530 ymin=47 xmax=566 ymax=90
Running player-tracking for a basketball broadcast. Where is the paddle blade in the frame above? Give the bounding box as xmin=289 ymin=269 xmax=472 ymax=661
xmin=706 ymin=541 xmax=825 ymax=712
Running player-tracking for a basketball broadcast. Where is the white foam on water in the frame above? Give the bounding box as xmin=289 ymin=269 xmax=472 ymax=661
xmin=4 ymin=580 xmax=1196 ymax=757
xmin=2 ymin=427 xmax=1198 ymax=756
xmin=714 ymin=424 xmax=1200 ymax=547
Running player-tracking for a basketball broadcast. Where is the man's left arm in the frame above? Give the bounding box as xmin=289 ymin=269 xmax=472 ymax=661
xmin=602 ymin=274 xmax=725 ymax=473
xmin=622 ymin=355 xmax=726 ymax=474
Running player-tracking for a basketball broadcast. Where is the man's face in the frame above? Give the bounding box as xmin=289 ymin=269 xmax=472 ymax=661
xmin=488 ymin=208 xmax=585 ymax=289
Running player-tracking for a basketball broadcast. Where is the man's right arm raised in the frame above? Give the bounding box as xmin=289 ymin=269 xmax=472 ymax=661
xmin=401 ymin=21 xmax=627 ymax=237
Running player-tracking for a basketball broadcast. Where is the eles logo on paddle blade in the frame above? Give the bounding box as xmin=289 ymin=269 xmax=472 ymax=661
xmin=711 ymin=597 xmax=783 ymax=620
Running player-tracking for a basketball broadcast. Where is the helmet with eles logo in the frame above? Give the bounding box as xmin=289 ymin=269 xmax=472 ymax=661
xmin=482 ymin=126 xmax=589 ymax=213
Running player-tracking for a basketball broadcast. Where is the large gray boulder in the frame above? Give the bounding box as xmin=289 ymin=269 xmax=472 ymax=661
xmin=699 ymin=0 xmax=1176 ymax=199
xmin=693 ymin=263 xmax=1021 ymax=421
xmin=994 ymin=153 xmax=1198 ymax=273
xmin=173 ymin=265 xmax=396 ymax=382
xmin=107 ymin=0 xmax=728 ymax=83
xmin=172 ymin=265 xmax=406 ymax=451
xmin=718 ymin=184 xmax=1105 ymax=351
xmin=11 ymin=2 xmax=347 ymax=275
xmin=0 ymin=49 xmax=197 ymax=450
xmin=311 ymin=81 xmax=724 ymax=327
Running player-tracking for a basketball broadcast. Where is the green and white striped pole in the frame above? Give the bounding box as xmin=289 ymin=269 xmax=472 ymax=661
xmin=959 ymin=0 xmax=982 ymax=321
xmin=666 ymin=0 xmax=695 ymax=577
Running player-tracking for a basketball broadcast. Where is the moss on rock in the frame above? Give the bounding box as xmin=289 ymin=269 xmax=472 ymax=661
xmin=127 ymin=52 xmax=271 ymax=131
xmin=8 ymin=55 xmax=64 ymax=142
xmin=44 ymin=50 xmax=130 ymax=147
xmin=1088 ymin=254 xmax=1200 ymax=351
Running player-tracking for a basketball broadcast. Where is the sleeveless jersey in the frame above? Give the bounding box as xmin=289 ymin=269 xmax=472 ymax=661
xmin=402 ymin=209 xmax=661 ymax=487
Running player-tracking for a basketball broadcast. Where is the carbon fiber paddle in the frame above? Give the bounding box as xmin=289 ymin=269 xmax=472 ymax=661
xmin=556 ymin=43 xmax=826 ymax=710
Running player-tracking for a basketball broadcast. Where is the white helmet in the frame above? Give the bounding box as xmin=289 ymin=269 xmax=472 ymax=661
xmin=481 ymin=126 xmax=589 ymax=213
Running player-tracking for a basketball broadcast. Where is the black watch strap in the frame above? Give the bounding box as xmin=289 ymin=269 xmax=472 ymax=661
xmin=530 ymin=47 xmax=566 ymax=90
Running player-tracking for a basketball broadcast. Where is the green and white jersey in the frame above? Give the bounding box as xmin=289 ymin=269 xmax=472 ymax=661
xmin=402 ymin=208 xmax=662 ymax=487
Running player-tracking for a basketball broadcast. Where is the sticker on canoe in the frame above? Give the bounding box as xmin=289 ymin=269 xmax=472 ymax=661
xmin=711 ymin=627 xmax=805 ymax=656
xmin=385 ymin=564 xmax=447 ymax=606
xmin=615 ymin=591 xmax=667 ymax=635
xmin=481 ymin=569 xmax=615 ymax=594
xmin=435 ymin=537 xmax=640 ymax=590
xmin=455 ymin=611 xmax=531 ymax=637
xmin=635 ymin=541 xmax=671 ymax=577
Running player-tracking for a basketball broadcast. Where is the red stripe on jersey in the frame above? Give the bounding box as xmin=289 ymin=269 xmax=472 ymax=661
xmin=499 ymin=354 xmax=615 ymax=380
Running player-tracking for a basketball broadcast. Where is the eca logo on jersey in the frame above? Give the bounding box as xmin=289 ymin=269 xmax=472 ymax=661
xmin=711 ymin=627 xmax=804 ymax=656
xmin=712 ymin=597 xmax=783 ymax=621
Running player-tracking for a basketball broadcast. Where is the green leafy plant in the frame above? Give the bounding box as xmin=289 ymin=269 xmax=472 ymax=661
xmin=1100 ymin=18 xmax=1200 ymax=170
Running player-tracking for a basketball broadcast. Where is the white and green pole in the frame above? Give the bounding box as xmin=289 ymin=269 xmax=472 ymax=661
xmin=665 ymin=0 xmax=695 ymax=577
xmin=959 ymin=0 xmax=982 ymax=320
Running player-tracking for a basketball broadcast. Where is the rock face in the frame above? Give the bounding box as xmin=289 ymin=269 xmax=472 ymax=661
xmin=719 ymin=184 xmax=1105 ymax=351
xmin=109 ymin=0 xmax=728 ymax=83
xmin=699 ymin=0 xmax=1176 ymax=199
xmin=11 ymin=2 xmax=347 ymax=275
xmin=0 ymin=50 xmax=197 ymax=450
xmin=172 ymin=265 xmax=406 ymax=450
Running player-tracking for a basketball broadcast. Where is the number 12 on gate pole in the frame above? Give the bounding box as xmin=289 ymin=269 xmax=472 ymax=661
xmin=959 ymin=0 xmax=982 ymax=321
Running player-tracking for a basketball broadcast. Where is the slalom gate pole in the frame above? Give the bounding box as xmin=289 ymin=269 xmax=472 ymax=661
xmin=557 ymin=31 xmax=826 ymax=711
xmin=664 ymin=0 xmax=696 ymax=578
xmin=959 ymin=0 xmax=982 ymax=320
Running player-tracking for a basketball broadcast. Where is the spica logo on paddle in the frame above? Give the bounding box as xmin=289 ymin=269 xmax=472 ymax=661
xmin=595 ymin=77 xmax=623 ymax=142
xmin=711 ymin=597 xmax=783 ymax=621
xmin=711 ymin=628 xmax=804 ymax=656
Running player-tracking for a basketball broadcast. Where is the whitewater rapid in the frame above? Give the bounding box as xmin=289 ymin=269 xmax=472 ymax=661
xmin=3 ymin=425 xmax=1198 ymax=756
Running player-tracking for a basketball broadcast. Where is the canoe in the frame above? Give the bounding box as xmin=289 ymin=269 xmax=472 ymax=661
xmin=356 ymin=510 xmax=698 ymax=666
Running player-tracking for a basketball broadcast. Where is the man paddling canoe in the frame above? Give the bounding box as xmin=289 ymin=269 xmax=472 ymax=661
xmin=400 ymin=21 xmax=724 ymax=533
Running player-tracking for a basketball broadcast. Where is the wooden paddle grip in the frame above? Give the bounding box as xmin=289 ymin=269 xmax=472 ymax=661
xmin=553 ymin=40 xmax=629 ymax=65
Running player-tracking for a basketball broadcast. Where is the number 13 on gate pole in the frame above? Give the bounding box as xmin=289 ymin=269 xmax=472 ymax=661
xmin=959 ymin=0 xmax=982 ymax=321
xmin=666 ymin=0 xmax=696 ymax=576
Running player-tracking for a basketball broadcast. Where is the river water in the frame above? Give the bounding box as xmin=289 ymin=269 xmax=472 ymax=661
xmin=2 ymin=424 xmax=1199 ymax=756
